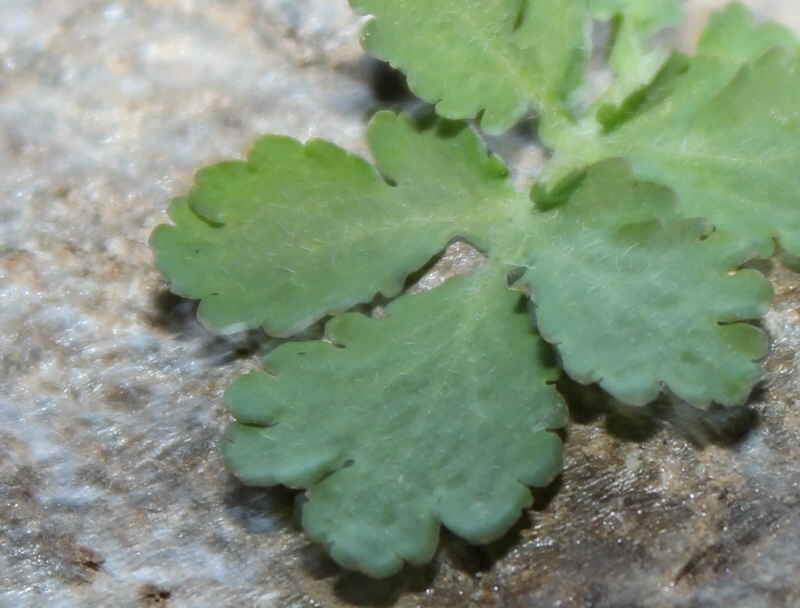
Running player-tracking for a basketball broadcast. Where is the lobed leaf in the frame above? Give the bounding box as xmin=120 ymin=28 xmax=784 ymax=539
xmin=697 ymin=1 xmax=798 ymax=65
xmin=223 ymin=267 xmax=566 ymax=576
xmin=150 ymin=112 xmax=516 ymax=336
xmin=518 ymin=159 xmax=772 ymax=407
xmin=351 ymin=0 xmax=589 ymax=133
xmin=599 ymin=47 xmax=800 ymax=257
xmin=596 ymin=2 xmax=796 ymax=133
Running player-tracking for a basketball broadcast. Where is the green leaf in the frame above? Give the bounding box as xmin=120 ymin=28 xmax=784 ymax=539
xmin=593 ymin=2 xmax=794 ymax=134
xmin=599 ymin=47 xmax=800 ymax=256
xmin=150 ymin=112 xmax=516 ymax=336
xmin=223 ymin=267 xmax=565 ymax=577
xmin=351 ymin=0 xmax=589 ymax=133
xmin=697 ymin=1 xmax=798 ymax=64
xmin=549 ymin=40 xmax=800 ymax=258
xmin=517 ymin=159 xmax=771 ymax=407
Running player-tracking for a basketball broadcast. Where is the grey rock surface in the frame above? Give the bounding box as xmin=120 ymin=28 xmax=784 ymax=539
xmin=1 ymin=1 xmax=799 ymax=606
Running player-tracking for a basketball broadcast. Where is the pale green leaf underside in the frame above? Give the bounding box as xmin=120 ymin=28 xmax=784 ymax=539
xmin=223 ymin=267 xmax=566 ymax=577
xmin=351 ymin=0 xmax=588 ymax=133
xmin=150 ymin=112 xmax=514 ymax=336
xmin=518 ymin=160 xmax=771 ymax=407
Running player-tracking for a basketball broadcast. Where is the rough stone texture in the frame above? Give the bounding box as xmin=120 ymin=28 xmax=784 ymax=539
xmin=1 ymin=1 xmax=799 ymax=606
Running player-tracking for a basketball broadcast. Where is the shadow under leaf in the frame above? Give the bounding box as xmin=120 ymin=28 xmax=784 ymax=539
xmin=557 ymin=375 xmax=759 ymax=447
xmin=299 ymin=543 xmax=436 ymax=608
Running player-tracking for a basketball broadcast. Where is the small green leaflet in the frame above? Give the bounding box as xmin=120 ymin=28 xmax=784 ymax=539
xmin=223 ymin=267 xmax=565 ymax=577
xmin=596 ymin=47 xmax=800 ymax=257
xmin=546 ymin=3 xmax=800 ymax=257
xmin=697 ymin=1 xmax=798 ymax=64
